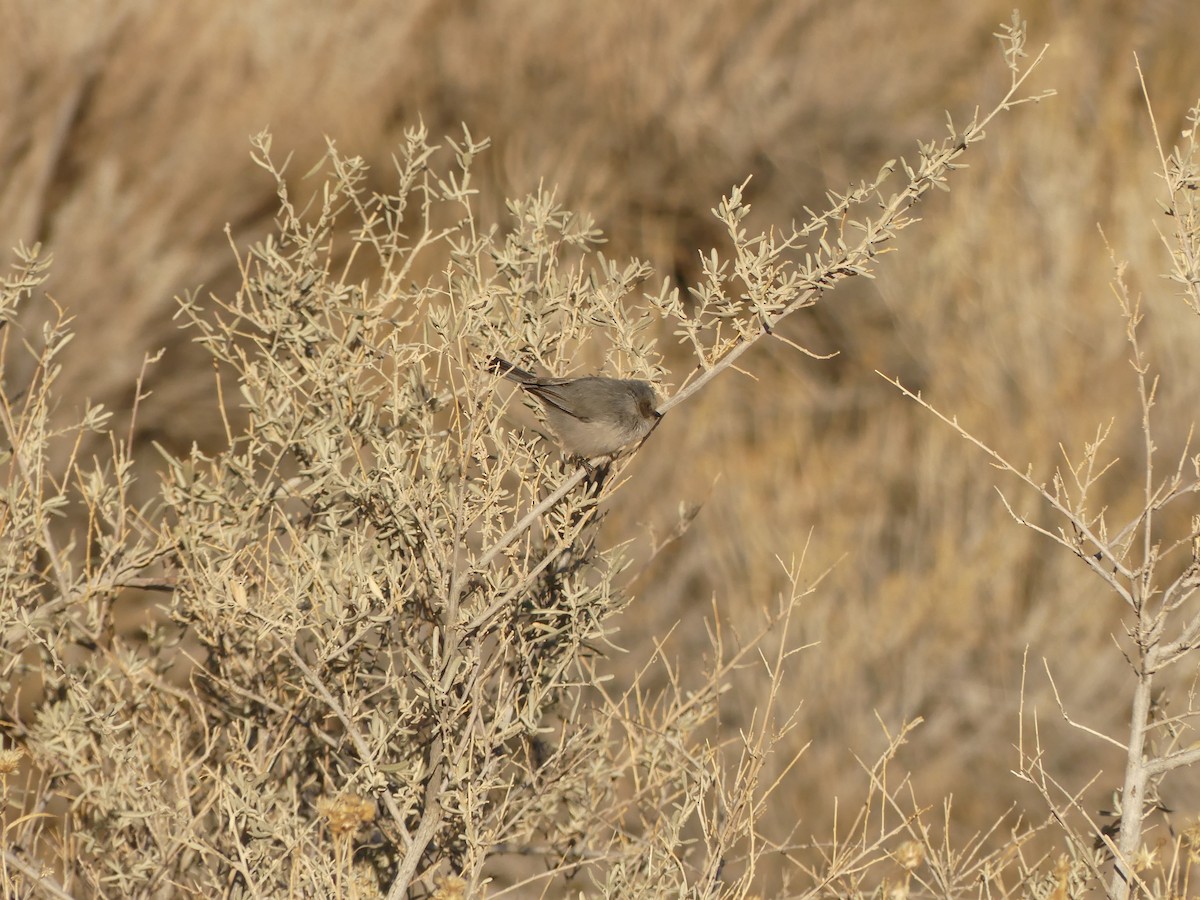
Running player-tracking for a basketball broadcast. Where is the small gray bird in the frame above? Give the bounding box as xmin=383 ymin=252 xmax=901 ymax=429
xmin=487 ymin=356 xmax=661 ymax=458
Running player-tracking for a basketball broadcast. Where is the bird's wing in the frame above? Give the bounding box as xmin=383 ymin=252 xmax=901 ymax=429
xmin=527 ymin=384 xmax=594 ymax=421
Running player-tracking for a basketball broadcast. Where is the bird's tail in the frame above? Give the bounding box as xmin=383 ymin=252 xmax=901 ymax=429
xmin=486 ymin=356 xmax=538 ymax=384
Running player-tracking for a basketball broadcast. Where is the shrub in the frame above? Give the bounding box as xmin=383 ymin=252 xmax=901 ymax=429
xmin=20 ymin=15 xmax=1200 ymax=898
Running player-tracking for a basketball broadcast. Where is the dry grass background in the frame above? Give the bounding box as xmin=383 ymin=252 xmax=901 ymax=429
xmin=6 ymin=0 xmax=1200 ymax=892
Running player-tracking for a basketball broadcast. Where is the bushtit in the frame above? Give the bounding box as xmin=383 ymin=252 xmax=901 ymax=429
xmin=487 ymin=356 xmax=661 ymax=458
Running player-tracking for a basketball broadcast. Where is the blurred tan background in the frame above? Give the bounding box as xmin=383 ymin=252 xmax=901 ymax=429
xmin=6 ymin=0 xmax=1200 ymax=877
